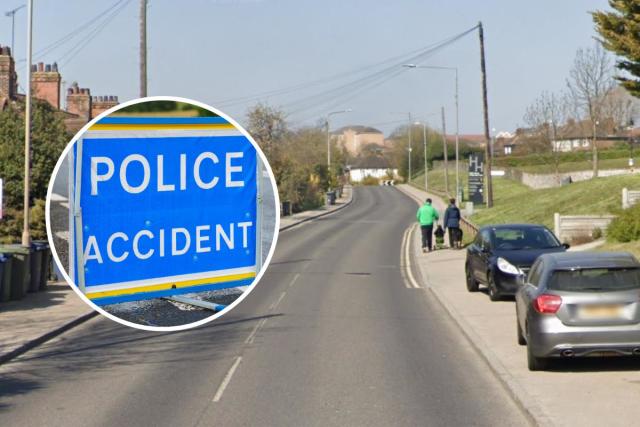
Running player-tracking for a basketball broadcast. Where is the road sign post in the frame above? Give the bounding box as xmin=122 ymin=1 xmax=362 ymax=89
xmin=69 ymin=117 xmax=260 ymax=306
xmin=468 ymin=153 xmax=484 ymax=205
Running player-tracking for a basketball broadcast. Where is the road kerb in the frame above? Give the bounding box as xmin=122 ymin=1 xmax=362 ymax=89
xmin=279 ymin=186 xmax=354 ymax=231
xmin=396 ymin=184 xmax=553 ymax=427
xmin=0 ymin=311 xmax=98 ymax=365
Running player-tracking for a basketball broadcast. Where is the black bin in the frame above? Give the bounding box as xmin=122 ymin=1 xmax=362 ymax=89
xmin=32 ymin=240 xmax=51 ymax=290
xmin=326 ymin=191 xmax=336 ymax=206
xmin=282 ymin=201 xmax=292 ymax=216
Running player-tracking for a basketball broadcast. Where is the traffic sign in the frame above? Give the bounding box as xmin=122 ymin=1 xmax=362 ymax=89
xmin=69 ymin=117 xmax=260 ymax=305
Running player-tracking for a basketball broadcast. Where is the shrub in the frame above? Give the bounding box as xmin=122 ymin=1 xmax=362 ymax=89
xmin=607 ymin=204 xmax=640 ymax=242
xmin=360 ymin=175 xmax=380 ymax=186
xmin=591 ymin=227 xmax=603 ymax=240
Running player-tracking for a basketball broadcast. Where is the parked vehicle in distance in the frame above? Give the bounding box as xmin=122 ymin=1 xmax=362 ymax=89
xmin=516 ymin=252 xmax=640 ymax=371
xmin=465 ymin=224 xmax=568 ymax=301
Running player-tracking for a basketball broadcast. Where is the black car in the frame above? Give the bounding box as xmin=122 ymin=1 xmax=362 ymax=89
xmin=465 ymin=224 xmax=569 ymax=301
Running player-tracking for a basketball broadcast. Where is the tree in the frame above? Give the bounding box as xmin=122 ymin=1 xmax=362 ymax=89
xmin=0 ymin=99 xmax=69 ymax=242
xmin=566 ymin=44 xmax=615 ymax=177
xmin=246 ymin=103 xmax=287 ymax=160
xmin=593 ymin=1 xmax=640 ymax=97
xmin=523 ymin=91 xmax=570 ymax=178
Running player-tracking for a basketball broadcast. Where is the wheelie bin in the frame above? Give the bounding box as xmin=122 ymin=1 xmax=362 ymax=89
xmin=32 ymin=240 xmax=51 ymax=290
xmin=0 ymin=253 xmax=12 ymax=302
xmin=0 ymin=245 xmax=32 ymax=300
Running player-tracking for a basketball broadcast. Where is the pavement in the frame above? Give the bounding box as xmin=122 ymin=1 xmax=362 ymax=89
xmin=0 ymin=186 xmax=527 ymax=426
xmin=397 ymin=183 xmax=640 ymax=427
xmin=0 ymin=185 xmax=352 ymax=364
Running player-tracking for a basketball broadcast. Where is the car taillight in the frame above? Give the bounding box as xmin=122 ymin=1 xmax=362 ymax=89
xmin=533 ymin=294 xmax=562 ymax=314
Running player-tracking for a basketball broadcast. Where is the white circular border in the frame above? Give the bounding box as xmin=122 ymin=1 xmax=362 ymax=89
xmin=45 ymin=96 xmax=281 ymax=332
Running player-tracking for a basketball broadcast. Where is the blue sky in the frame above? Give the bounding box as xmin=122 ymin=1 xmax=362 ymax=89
xmin=3 ymin=0 xmax=609 ymax=136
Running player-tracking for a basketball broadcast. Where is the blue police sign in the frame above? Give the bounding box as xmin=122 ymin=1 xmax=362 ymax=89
xmin=70 ymin=117 xmax=259 ymax=305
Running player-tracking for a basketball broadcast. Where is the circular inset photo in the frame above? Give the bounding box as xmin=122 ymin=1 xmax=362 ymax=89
xmin=46 ymin=96 xmax=280 ymax=331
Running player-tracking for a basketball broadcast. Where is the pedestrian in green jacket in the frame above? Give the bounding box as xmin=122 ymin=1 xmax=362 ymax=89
xmin=416 ymin=198 xmax=439 ymax=252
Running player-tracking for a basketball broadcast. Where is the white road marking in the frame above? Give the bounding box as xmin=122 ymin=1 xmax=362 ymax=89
xmin=403 ymin=224 xmax=421 ymax=289
xmin=245 ymin=318 xmax=268 ymax=344
xmin=269 ymin=291 xmax=287 ymax=311
xmin=50 ymin=193 xmax=68 ymax=202
xmin=60 ymin=202 xmax=70 ymax=209
xmin=55 ymin=231 xmax=69 ymax=242
xmin=288 ymin=273 xmax=301 ymax=288
xmin=212 ymin=356 xmax=243 ymax=402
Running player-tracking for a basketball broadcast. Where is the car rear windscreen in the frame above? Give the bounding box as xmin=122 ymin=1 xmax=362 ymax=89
xmin=549 ymin=268 xmax=640 ymax=292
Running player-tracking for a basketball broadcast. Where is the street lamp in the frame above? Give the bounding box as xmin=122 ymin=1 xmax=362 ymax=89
xmin=5 ymin=4 xmax=25 ymax=55
xmin=403 ymin=63 xmax=461 ymax=199
xmin=22 ymin=0 xmax=32 ymax=247
xmin=326 ymin=109 xmax=352 ymax=182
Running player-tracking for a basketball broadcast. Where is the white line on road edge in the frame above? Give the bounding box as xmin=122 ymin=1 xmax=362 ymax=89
xmin=212 ymin=356 xmax=243 ymax=402
xmin=269 ymin=291 xmax=287 ymax=311
xmin=403 ymin=224 xmax=421 ymax=289
xmin=288 ymin=273 xmax=301 ymax=288
xmin=245 ymin=318 xmax=268 ymax=344
xmin=55 ymin=231 xmax=70 ymax=242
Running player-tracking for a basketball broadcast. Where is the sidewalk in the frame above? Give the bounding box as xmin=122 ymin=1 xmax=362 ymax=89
xmin=280 ymin=185 xmax=353 ymax=230
xmin=399 ymin=184 xmax=640 ymax=427
xmin=0 ymin=185 xmax=353 ymax=364
xmin=0 ymin=282 xmax=96 ymax=364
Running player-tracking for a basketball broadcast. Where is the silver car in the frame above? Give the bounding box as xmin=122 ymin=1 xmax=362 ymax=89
xmin=515 ymin=252 xmax=640 ymax=371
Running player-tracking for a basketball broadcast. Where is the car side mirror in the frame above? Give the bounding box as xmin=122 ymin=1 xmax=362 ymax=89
xmin=562 ymin=243 xmax=571 ymax=250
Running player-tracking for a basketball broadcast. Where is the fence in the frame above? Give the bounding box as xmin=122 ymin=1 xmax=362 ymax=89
xmin=553 ymin=213 xmax=615 ymax=243
xmin=622 ymin=188 xmax=640 ymax=209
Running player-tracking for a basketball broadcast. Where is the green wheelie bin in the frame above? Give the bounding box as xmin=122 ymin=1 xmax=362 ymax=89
xmin=0 ymin=253 xmax=12 ymax=302
xmin=0 ymin=245 xmax=32 ymax=300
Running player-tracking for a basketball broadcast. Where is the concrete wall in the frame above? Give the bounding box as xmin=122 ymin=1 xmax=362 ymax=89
xmin=623 ymin=188 xmax=640 ymax=209
xmin=554 ymin=213 xmax=615 ymax=243
xmin=504 ymin=167 xmax=640 ymax=189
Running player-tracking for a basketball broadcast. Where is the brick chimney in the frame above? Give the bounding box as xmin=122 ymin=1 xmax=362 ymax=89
xmin=66 ymin=82 xmax=92 ymax=121
xmin=31 ymin=62 xmax=61 ymax=110
xmin=0 ymin=45 xmax=18 ymax=100
xmin=91 ymin=95 xmax=119 ymax=118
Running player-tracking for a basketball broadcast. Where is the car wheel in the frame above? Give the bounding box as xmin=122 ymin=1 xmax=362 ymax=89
xmin=465 ymin=264 xmax=479 ymax=292
xmin=517 ymin=320 xmax=526 ymax=346
xmin=488 ymin=271 xmax=501 ymax=301
xmin=527 ymin=341 xmax=547 ymax=371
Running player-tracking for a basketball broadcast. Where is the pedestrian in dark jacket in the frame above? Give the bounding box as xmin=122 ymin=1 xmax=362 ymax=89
xmin=443 ymin=198 xmax=462 ymax=249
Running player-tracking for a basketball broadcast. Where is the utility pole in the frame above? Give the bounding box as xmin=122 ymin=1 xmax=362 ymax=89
xmin=408 ymin=113 xmax=412 ymax=183
xmin=22 ymin=0 xmax=33 ymax=247
xmin=139 ymin=0 xmax=147 ymax=97
xmin=453 ymin=68 xmax=460 ymax=201
xmin=441 ymin=106 xmax=449 ymax=195
xmin=423 ymin=122 xmax=428 ymax=191
xmin=478 ymin=21 xmax=493 ymax=207
xmin=5 ymin=5 xmax=25 ymax=55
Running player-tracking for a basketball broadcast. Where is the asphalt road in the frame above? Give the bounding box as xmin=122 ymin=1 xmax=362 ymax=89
xmin=1 ymin=186 xmax=527 ymax=426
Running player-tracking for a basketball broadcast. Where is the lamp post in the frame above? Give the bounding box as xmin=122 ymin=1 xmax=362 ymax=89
xmin=326 ymin=109 xmax=352 ymax=185
xmin=22 ymin=0 xmax=33 ymax=247
xmin=403 ymin=63 xmax=460 ymax=198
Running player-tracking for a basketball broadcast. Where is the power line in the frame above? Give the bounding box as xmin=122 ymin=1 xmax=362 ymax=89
xmin=57 ymin=0 xmax=131 ymax=67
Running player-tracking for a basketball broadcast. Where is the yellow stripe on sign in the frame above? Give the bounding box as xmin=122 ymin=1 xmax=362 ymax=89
xmin=88 ymin=123 xmax=236 ymax=131
xmin=85 ymin=272 xmax=256 ymax=300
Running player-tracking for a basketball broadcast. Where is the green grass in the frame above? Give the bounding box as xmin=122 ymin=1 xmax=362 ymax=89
xmin=411 ymin=168 xmax=638 ymax=230
xmin=597 ymin=240 xmax=640 ymax=259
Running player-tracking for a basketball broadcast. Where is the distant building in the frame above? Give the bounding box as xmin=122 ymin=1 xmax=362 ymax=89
xmin=348 ymin=155 xmax=396 ymax=182
xmin=0 ymin=44 xmax=119 ymax=133
xmin=332 ymin=125 xmax=385 ymax=156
